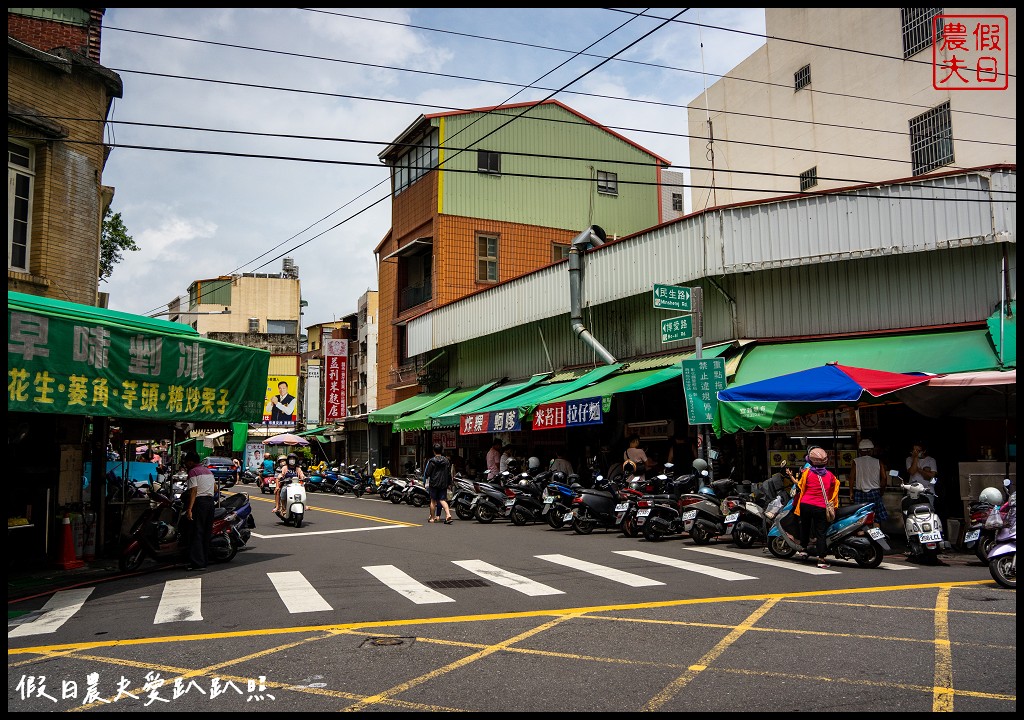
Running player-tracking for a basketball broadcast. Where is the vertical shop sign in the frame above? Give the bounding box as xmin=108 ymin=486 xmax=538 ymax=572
xmin=323 ymin=339 xmax=348 ymax=422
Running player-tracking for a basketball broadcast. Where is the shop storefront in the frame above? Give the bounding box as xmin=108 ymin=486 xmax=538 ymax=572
xmin=7 ymin=291 xmax=270 ymax=567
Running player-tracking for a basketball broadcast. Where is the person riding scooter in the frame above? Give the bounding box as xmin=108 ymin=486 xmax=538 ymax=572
xmin=275 ymin=453 xmax=306 ymax=517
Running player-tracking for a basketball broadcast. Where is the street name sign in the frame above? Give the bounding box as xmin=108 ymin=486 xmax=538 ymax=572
xmin=653 ymin=284 xmax=692 ymax=311
xmin=660 ymin=315 xmax=694 ymax=343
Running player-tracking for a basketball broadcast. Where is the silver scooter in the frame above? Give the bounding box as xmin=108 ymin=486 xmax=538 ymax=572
xmin=891 ymin=469 xmax=950 ymax=564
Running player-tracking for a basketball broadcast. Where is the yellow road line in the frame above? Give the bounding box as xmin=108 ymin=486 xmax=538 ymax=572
xmin=8 ymin=579 xmax=993 ymax=656
xmin=933 ymin=586 xmax=954 ymax=712
xmin=243 ymin=491 xmax=415 ymax=525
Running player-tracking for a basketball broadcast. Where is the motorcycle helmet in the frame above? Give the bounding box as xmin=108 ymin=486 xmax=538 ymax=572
xmin=552 ymin=470 xmax=566 ymax=484
xmin=287 ymin=453 xmax=298 ymax=468
xmin=506 ymin=457 xmax=520 ymax=473
xmin=622 ymin=459 xmax=638 ymax=477
xmin=528 ymin=456 xmax=541 ymax=470
xmin=858 ymin=439 xmax=875 ymax=451
xmin=692 ymin=458 xmax=709 ymax=473
xmin=807 ymin=446 xmax=828 ymax=466
xmin=979 ymin=487 xmax=1003 ymax=506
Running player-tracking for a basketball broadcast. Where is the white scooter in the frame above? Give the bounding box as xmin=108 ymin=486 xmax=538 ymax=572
xmin=277 ymin=476 xmax=306 ymax=528
xmin=891 ymin=469 xmax=950 ymax=564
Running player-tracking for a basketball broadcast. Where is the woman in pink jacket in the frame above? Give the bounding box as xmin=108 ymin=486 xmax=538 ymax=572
xmin=793 ymin=446 xmax=840 ymax=568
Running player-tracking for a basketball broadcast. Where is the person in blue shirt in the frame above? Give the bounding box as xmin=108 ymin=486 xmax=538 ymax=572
xmin=261 ymin=452 xmax=276 ymax=477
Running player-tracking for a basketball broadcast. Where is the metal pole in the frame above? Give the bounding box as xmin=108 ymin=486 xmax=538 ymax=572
xmin=692 ymin=287 xmax=712 ymax=481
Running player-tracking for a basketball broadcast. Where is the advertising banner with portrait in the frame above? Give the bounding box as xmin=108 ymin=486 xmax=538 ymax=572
xmin=262 ymin=374 xmax=299 ymax=426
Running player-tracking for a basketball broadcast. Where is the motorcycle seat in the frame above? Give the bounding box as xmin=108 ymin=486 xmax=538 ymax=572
xmin=213 ymin=507 xmax=229 ymax=520
xmin=579 ymin=488 xmax=616 ymax=499
xmin=835 ymin=502 xmax=872 ymax=519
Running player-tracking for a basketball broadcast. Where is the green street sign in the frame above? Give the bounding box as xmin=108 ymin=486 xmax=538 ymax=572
xmin=660 ymin=315 xmax=694 ymax=343
xmin=653 ymin=284 xmax=692 ymax=311
xmin=682 ymin=358 xmax=727 ymax=425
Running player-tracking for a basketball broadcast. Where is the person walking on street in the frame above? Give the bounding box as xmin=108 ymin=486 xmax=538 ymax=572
xmin=849 ymin=439 xmax=888 ymax=523
xmin=793 ymin=446 xmax=840 ymax=569
xmin=424 ymin=443 xmax=453 ymax=524
xmin=183 ymin=450 xmax=216 ymax=570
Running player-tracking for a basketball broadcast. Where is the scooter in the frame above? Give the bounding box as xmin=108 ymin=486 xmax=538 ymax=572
xmin=634 ymin=462 xmax=707 ymax=541
xmin=726 ymin=470 xmax=793 ymax=548
xmin=676 ymin=474 xmax=737 ymax=545
xmin=891 ymin=470 xmax=950 ymax=564
xmin=218 ymin=490 xmax=255 ymax=548
xmin=276 ymin=476 xmax=307 ymax=528
xmin=766 ymin=487 xmax=891 ymax=568
xmin=571 ymin=474 xmax=633 ymax=534
xmin=451 ymin=473 xmax=480 ymax=520
xmin=472 ymin=470 xmax=517 ymax=523
xmin=333 ymin=465 xmax=366 ymax=497
xmin=540 ymin=471 xmax=580 ymax=529
xmin=118 ymin=483 xmax=238 ymax=572
xmin=259 ymin=472 xmax=277 ymax=495
xmin=987 ymin=480 xmax=1015 ymax=589
xmin=509 ymin=468 xmax=551 ymax=526
xmin=400 ymin=475 xmax=430 ymax=508
xmin=965 ymin=484 xmax=1005 ymax=562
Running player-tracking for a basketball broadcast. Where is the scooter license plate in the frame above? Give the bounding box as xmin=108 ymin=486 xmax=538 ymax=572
xmin=919 ymin=530 xmax=943 ymax=543
xmin=505 ymin=499 xmax=516 ymax=508
xmin=868 ymin=527 xmax=885 ymax=540
xmin=963 ymin=529 xmax=981 ymax=543
xmin=725 ymin=512 xmax=739 ymax=524
xmin=544 ymin=496 xmax=555 ymax=504
xmin=614 ymin=502 xmax=629 ymax=513
xmin=563 ymin=511 xmax=574 ymax=523
xmin=682 ymin=510 xmax=697 ymax=521
xmin=637 ymin=509 xmax=651 ymax=517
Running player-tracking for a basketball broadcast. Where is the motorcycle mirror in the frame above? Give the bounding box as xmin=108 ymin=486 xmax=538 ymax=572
xmin=930 ymin=477 xmax=937 ymax=485
xmin=1005 ymin=478 xmax=1012 ymax=487
xmin=889 ymin=469 xmax=900 ymax=477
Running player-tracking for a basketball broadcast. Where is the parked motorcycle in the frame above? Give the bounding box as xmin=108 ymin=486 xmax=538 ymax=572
xmin=509 ymin=468 xmax=551 ymax=526
xmin=987 ymin=480 xmax=1015 ymax=589
xmin=632 ymin=462 xmax=707 ymax=541
xmin=766 ymin=488 xmax=890 ymax=568
xmin=726 ymin=470 xmax=793 ymax=548
xmin=400 ymin=475 xmax=430 ymax=508
xmin=118 ymin=482 xmax=238 ymax=572
xmin=451 ymin=473 xmax=480 ymax=520
xmin=891 ymin=470 xmax=950 ymax=564
xmin=965 ymin=484 xmax=1005 ymax=562
xmin=259 ymin=472 xmax=277 ymax=495
xmin=571 ymin=473 xmax=634 ymax=534
xmin=218 ymin=490 xmax=255 ymax=548
xmin=540 ymin=471 xmax=579 ymax=529
xmin=241 ymin=469 xmax=259 ymax=485
xmin=276 ymin=476 xmax=307 ymax=528
xmin=333 ymin=465 xmax=366 ymax=497
xmin=472 ymin=470 xmax=517 ymax=523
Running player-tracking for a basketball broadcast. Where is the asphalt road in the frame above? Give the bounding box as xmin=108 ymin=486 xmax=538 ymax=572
xmin=8 ymin=486 xmax=1016 ymax=712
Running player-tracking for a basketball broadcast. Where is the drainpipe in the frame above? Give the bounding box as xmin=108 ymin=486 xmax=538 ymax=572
xmin=568 ymin=225 xmax=617 ymax=365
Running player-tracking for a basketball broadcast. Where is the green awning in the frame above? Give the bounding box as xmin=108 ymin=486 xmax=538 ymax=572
xmin=987 ymin=301 xmax=1015 ymax=368
xmin=297 ymin=425 xmax=332 ymax=436
xmin=555 ymin=364 xmax=683 ymax=413
xmin=8 ymin=291 xmax=270 ymax=422
xmin=473 ymin=364 xmax=623 ymax=418
xmin=368 ymin=387 xmax=458 ymax=425
xmin=392 ymin=381 xmax=500 ymax=432
xmin=431 ymin=373 xmax=550 ymax=428
xmin=732 ymin=328 xmax=1002 ymax=386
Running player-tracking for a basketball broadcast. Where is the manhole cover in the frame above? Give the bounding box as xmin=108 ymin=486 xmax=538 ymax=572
xmin=360 ymin=637 xmax=414 ymax=648
xmin=424 ymin=578 xmax=489 ymax=589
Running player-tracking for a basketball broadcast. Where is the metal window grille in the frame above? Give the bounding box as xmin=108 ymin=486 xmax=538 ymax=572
xmin=901 ymin=8 xmax=943 ymax=58
xmin=597 ymin=170 xmax=618 ymax=195
xmin=799 ymin=167 xmax=818 ymax=191
xmin=794 ymin=64 xmax=811 ymax=91
xmin=909 ymin=101 xmax=954 ymax=175
xmin=671 ymin=193 xmax=683 ymax=211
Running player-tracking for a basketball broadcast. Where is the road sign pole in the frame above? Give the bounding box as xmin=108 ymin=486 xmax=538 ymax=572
xmin=690 ymin=288 xmax=713 ymax=478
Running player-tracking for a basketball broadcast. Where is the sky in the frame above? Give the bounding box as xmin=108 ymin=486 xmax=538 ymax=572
xmin=98 ymin=8 xmax=766 ymax=326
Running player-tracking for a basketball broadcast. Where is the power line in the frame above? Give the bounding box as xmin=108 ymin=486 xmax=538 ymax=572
xmin=12 ymin=113 xmax=1015 ymax=196
xmin=298 ymin=7 xmax=1015 ymax=122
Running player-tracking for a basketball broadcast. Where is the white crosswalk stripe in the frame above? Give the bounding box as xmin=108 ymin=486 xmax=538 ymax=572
xmin=452 ymin=559 xmax=564 ymax=596
xmin=535 ymin=554 xmax=665 ymax=587
xmin=364 ymin=564 xmax=456 ymax=604
xmin=154 ymin=578 xmax=203 ymax=623
xmin=614 ymin=550 xmax=758 ymax=580
xmin=268 ymin=571 xmax=333 ymax=613
xmin=680 ymin=546 xmax=841 ymax=574
xmin=8 ymin=588 xmax=94 ymax=637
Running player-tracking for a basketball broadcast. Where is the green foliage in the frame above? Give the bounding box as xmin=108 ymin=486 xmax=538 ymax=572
xmin=99 ymin=207 xmax=139 ymax=283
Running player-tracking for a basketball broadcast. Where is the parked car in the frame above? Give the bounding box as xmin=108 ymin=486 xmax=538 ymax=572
xmin=204 ymin=456 xmax=238 ymax=488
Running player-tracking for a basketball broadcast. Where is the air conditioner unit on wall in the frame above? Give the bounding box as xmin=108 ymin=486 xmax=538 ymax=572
xmin=248 ymin=318 xmax=260 ymax=333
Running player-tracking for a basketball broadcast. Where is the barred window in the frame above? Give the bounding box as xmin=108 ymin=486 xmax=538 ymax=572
xmin=794 ymin=64 xmax=811 ymax=91
xmin=909 ymin=102 xmax=954 ymax=175
xmin=799 ymin=167 xmax=818 ymax=192
xmin=671 ymin=193 xmax=683 ymax=212
xmin=901 ymin=8 xmax=943 ymax=58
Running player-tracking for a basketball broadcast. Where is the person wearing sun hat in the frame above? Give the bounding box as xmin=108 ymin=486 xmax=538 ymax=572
xmin=792 ymin=446 xmax=841 ymax=569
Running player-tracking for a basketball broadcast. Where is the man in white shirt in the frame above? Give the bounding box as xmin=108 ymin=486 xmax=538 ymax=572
xmin=906 ymin=441 xmax=937 ymax=485
xmin=183 ymin=450 xmax=216 ymax=571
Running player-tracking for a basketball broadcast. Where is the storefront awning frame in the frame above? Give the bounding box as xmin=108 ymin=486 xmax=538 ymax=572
xmin=392 ymin=381 xmax=500 ymax=432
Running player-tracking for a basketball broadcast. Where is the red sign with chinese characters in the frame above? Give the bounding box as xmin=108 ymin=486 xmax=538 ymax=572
xmin=323 ymin=339 xmax=347 ymax=422
xmin=933 ymin=15 xmax=1009 ymax=90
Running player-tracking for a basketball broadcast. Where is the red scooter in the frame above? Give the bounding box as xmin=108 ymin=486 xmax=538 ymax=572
xmin=118 ymin=482 xmax=239 ymax=572
xmin=259 ymin=472 xmax=278 ymax=495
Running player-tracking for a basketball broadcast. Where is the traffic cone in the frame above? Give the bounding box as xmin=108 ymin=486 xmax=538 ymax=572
xmin=57 ymin=514 xmax=85 ymax=570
